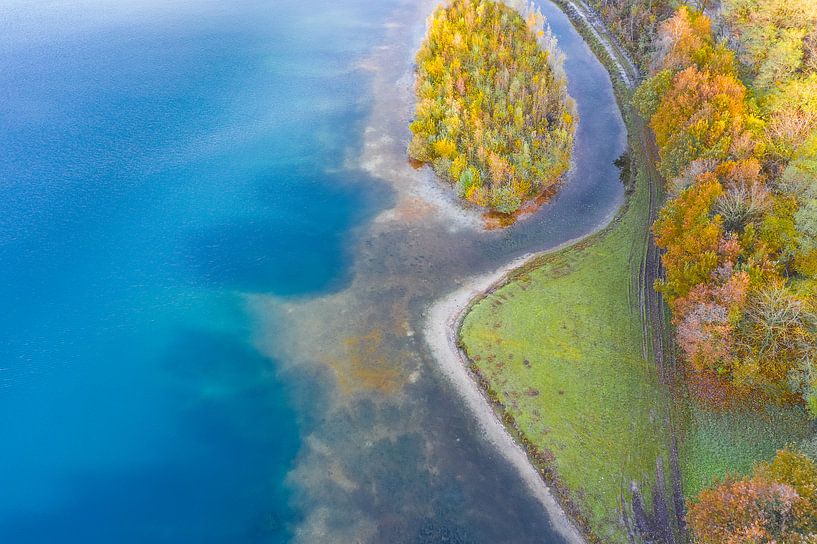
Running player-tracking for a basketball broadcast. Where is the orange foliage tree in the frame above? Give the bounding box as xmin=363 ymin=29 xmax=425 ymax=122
xmin=637 ymin=5 xmax=817 ymax=412
xmin=653 ymin=173 xmax=724 ymax=307
xmin=688 ymin=450 xmax=817 ymax=543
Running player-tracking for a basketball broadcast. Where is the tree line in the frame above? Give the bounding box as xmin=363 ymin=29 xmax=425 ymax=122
xmin=633 ymin=3 xmax=817 ymax=542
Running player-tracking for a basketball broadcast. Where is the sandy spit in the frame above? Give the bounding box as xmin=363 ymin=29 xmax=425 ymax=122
xmin=424 ymin=232 xmax=604 ymax=544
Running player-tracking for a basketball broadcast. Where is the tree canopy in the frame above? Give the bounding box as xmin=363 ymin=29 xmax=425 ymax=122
xmin=634 ymin=6 xmax=817 ymax=415
xmin=408 ymin=0 xmax=575 ymax=213
xmin=688 ymin=450 xmax=817 ymax=543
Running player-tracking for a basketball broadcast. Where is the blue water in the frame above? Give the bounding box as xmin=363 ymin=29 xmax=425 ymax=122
xmin=0 ymin=1 xmax=393 ymax=541
xmin=0 ymin=0 xmax=630 ymax=541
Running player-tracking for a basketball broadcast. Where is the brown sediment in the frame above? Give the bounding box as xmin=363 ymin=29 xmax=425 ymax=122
xmin=324 ymin=329 xmax=405 ymax=395
xmin=407 ymin=157 xmax=425 ymax=169
xmin=482 ymin=211 xmax=518 ymax=230
xmin=383 ymin=195 xmax=436 ymax=223
xmin=483 ymin=182 xmax=564 ymax=229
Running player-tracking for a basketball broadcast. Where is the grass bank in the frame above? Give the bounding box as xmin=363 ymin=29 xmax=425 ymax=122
xmin=678 ymin=398 xmax=813 ymax=500
xmin=459 ymin=156 xmax=670 ymax=542
xmin=556 ymin=0 xmax=816 ymax=524
xmin=454 ymin=3 xmax=676 ymax=541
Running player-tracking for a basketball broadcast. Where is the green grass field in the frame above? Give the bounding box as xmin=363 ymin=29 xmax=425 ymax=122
xmin=679 ymin=402 xmax=813 ymax=499
xmin=459 ymin=165 xmax=669 ymax=543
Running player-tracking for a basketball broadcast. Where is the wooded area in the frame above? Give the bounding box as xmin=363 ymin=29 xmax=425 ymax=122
xmin=408 ymin=0 xmax=575 ymax=213
xmin=633 ymin=4 xmax=817 ymax=542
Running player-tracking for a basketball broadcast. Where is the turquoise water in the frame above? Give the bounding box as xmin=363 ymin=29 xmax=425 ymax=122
xmin=0 ymin=1 xmax=392 ymax=541
xmin=0 ymin=0 xmax=627 ymax=542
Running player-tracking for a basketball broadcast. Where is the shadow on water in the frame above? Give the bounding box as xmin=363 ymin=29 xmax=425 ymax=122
xmin=185 ymin=169 xmax=393 ymax=297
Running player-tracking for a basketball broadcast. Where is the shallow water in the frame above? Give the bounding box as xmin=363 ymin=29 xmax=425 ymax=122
xmin=0 ymin=0 xmax=625 ymax=543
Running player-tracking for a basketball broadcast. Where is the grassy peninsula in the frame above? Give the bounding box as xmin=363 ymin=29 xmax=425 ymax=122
xmin=459 ymin=151 xmax=668 ymax=543
xmin=458 ymin=2 xmax=817 ymax=543
xmin=408 ymin=0 xmax=575 ymax=213
xmin=446 ymin=0 xmax=672 ymax=539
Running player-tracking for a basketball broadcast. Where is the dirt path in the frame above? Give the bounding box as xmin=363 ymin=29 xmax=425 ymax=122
xmin=579 ymin=5 xmax=689 ymax=540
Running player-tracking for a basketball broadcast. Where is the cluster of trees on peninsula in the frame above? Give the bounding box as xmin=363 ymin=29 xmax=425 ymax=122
xmin=408 ymin=0 xmax=576 ymax=213
xmin=634 ymin=3 xmax=817 ymax=542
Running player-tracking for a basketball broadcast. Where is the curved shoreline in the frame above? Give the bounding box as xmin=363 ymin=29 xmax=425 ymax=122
xmin=424 ymin=226 xmax=614 ymax=544
xmin=423 ymin=1 xmax=641 ymax=542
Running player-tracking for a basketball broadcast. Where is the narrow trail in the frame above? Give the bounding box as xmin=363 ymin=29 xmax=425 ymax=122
xmin=572 ymin=3 xmax=689 ymax=539
xmin=555 ymin=0 xmax=640 ymax=87
xmin=639 ymin=115 xmax=688 ymax=543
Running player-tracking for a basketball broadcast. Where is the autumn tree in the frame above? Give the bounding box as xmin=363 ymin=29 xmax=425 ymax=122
xmin=408 ymin=0 xmax=575 ymax=213
xmin=733 ymin=287 xmax=817 ymax=404
xmin=653 ymin=6 xmax=733 ymax=74
xmin=688 ymin=449 xmax=817 ymax=543
xmin=651 ymin=67 xmax=757 ymax=179
xmin=637 ymin=5 xmax=817 ymax=411
xmin=722 ymin=0 xmax=817 ymax=90
xmin=653 ymin=172 xmax=724 ymax=306
xmin=760 ymin=75 xmax=817 ymax=171
xmin=637 ymin=7 xmax=760 ymax=180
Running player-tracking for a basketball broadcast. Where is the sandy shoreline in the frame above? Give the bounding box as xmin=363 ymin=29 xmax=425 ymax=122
xmin=424 ymin=222 xmax=618 ymax=544
xmin=422 ymin=1 xmax=641 ymax=542
xmin=255 ymin=0 xmax=638 ymax=539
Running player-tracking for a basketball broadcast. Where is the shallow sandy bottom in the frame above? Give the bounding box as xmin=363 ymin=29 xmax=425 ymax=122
xmin=249 ymin=0 xmax=628 ymax=541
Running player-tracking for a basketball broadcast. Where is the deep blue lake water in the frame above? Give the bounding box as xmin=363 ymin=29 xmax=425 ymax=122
xmin=0 ymin=0 xmax=627 ymax=542
xmin=0 ymin=1 xmax=393 ymax=541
